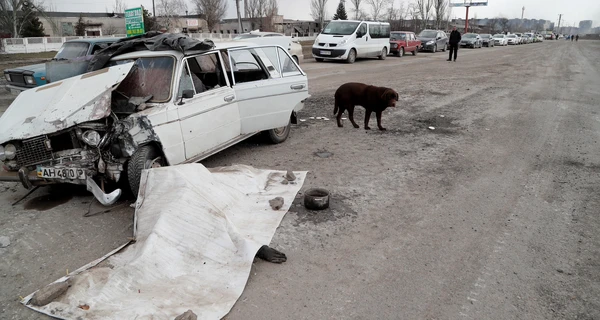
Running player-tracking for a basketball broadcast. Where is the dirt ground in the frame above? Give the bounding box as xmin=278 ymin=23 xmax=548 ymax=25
xmin=1 ymin=41 xmax=599 ymax=319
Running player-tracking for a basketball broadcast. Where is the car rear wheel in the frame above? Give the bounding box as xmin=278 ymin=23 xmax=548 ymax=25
xmin=379 ymin=47 xmax=387 ymax=60
xmin=265 ymin=121 xmax=291 ymax=144
xmin=412 ymin=48 xmax=417 ymax=56
xmin=346 ymin=48 xmax=356 ymax=64
xmin=127 ymin=145 xmax=165 ymax=197
xmin=432 ymin=44 xmax=437 ymax=53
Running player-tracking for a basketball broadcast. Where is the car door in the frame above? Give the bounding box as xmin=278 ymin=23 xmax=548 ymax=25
xmin=409 ymin=33 xmax=418 ymax=51
xmin=176 ymin=51 xmax=241 ymax=161
xmin=367 ymin=24 xmax=380 ymax=57
xmin=354 ymin=23 xmax=368 ymax=58
xmin=228 ymin=46 xmax=309 ymax=134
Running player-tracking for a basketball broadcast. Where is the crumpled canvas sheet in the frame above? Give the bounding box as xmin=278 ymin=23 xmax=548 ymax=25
xmin=22 ymin=163 xmax=306 ymax=319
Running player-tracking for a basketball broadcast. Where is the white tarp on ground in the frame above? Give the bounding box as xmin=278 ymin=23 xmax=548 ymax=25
xmin=22 ymin=163 xmax=307 ymax=319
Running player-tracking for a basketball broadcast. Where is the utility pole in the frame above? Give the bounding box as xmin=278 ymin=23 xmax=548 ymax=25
xmin=557 ymin=14 xmax=562 ymax=33
xmin=236 ymin=0 xmax=243 ymax=34
xmin=521 ymin=6 xmax=524 ymax=20
xmin=152 ymin=0 xmax=155 ymax=21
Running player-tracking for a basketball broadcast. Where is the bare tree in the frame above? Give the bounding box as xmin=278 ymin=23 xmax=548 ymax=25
xmin=310 ymin=0 xmax=328 ymax=30
xmin=0 ymin=0 xmax=47 ymax=37
xmin=349 ymin=0 xmax=363 ymax=20
xmin=158 ymin=0 xmax=187 ymax=31
xmin=193 ymin=0 xmax=227 ymax=32
xmin=245 ymin=0 xmax=278 ymax=31
xmin=498 ymin=17 xmax=509 ymax=32
xmin=102 ymin=23 xmax=120 ymax=35
xmin=415 ymin=0 xmax=433 ymax=30
xmin=113 ymin=0 xmax=125 ymax=13
xmin=367 ymin=0 xmax=390 ymax=21
xmin=433 ymin=0 xmax=446 ymax=29
xmin=408 ymin=1 xmax=419 ymax=32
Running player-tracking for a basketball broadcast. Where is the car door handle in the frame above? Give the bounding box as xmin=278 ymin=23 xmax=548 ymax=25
xmin=290 ymin=84 xmax=305 ymax=90
xmin=224 ymin=95 xmax=235 ymax=102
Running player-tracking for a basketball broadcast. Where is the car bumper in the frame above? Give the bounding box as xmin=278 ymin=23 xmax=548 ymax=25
xmin=420 ymin=44 xmax=435 ymax=51
xmin=3 ymin=84 xmax=31 ymax=94
xmin=460 ymin=43 xmax=475 ymax=47
xmin=312 ymin=47 xmax=349 ymax=60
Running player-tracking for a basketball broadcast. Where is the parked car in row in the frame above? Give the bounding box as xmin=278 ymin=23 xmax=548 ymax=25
xmin=233 ymin=30 xmax=304 ymax=64
xmin=4 ymin=38 xmax=118 ymax=94
xmin=506 ymin=34 xmax=520 ymax=45
xmin=418 ymin=29 xmax=448 ymax=53
xmin=0 ymin=37 xmax=309 ymax=205
xmin=389 ymin=31 xmax=420 ymax=57
xmin=493 ymin=34 xmax=508 ymax=46
xmin=460 ymin=33 xmax=483 ymax=48
xmin=312 ymin=20 xmax=391 ymax=63
xmin=480 ymin=34 xmax=495 ymax=47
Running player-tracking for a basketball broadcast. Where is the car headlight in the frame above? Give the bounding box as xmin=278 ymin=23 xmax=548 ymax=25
xmin=4 ymin=144 xmax=16 ymax=160
xmin=4 ymin=73 xmax=10 ymax=82
xmin=426 ymin=41 xmax=434 ymax=45
xmin=339 ymin=39 xmax=347 ymax=45
xmin=82 ymin=130 xmax=101 ymax=147
xmin=24 ymin=75 xmax=35 ymax=85
xmin=0 ymin=145 xmax=5 ymax=161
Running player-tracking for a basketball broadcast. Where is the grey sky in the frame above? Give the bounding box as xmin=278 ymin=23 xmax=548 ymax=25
xmin=47 ymin=0 xmax=599 ymax=27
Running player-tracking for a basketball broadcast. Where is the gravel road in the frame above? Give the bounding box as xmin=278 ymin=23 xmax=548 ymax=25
xmin=1 ymin=40 xmax=599 ymax=320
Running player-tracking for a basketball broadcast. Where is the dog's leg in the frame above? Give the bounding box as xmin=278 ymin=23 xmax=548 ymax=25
xmin=348 ymin=106 xmax=360 ymax=128
xmin=376 ymin=111 xmax=386 ymax=131
xmin=336 ymin=106 xmax=344 ymax=127
xmin=364 ymin=109 xmax=372 ymax=130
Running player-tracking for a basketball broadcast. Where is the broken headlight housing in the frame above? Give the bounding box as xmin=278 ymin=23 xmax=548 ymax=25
xmin=4 ymin=73 xmax=10 ymax=82
xmin=82 ymin=130 xmax=101 ymax=147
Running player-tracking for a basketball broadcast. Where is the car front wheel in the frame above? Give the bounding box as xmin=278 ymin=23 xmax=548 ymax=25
xmin=127 ymin=145 xmax=165 ymax=197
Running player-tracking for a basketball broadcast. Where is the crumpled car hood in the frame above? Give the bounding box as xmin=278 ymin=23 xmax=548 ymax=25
xmin=0 ymin=62 xmax=134 ymax=145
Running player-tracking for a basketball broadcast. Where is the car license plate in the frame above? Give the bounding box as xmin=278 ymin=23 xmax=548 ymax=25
xmin=37 ymin=167 xmax=86 ymax=180
xmin=320 ymin=50 xmax=331 ymax=56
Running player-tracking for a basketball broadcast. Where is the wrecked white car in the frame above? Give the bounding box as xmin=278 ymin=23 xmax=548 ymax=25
xmin=0 ymin=36 xmax=309 ymax=206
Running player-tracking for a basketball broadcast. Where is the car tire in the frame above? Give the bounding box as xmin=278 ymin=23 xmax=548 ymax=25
xmin=397 ymin=47 xmax=404 ymax=57
xmin=346 ymin=48 xmax=356 ymax=64
xmin=127 ymin=145 xmax=165 ymax=197
xmin=265 ymin=121 xmax=291 ymax=144
xmin=442 ymin=44 xmax=446 ymax=52
xmin=432 ymin=44 xmax=437 ymax=53
xmin=412 ymin=49 xmax=417 ymax=56
xmin=379 ymin=47 xmax=387 ymax=60
xmin=315 ymin=58 xmax=324 ymax=62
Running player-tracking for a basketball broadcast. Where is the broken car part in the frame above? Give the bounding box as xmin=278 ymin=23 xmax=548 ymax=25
xmin=303 ymin=188 xmax=330 ymax=210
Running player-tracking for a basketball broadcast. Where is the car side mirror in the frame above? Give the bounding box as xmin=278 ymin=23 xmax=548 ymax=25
xmin=178 ymin=89 xmax=194 ymax=105
xmin=356 ymin=32 xmax=363 ymax=38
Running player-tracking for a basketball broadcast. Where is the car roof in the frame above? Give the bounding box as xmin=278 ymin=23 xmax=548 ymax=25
xmin=246 ymin=31 xmax=283 ymax=36
xmin=391 ymin=31 xmax=413 ymax=33
xmin=109 ymin=41 xmax=255 ymax=61
xmin=65 ymin=37 xmax=120 ymax=44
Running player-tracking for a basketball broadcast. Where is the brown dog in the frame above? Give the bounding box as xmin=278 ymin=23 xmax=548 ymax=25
xmin=333 ymin=82 xmax=399 ymax=130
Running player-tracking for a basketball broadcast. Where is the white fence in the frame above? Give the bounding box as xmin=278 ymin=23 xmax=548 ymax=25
xmin=1 ymin=33 xmax=317 ymax=54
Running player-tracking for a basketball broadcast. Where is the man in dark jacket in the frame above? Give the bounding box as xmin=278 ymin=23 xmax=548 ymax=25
xmin=447 ymin=26 xmax=461 ymax=62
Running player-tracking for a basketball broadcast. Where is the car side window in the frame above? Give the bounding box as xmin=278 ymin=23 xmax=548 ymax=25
xmin=228 ymin=48 xmax=269 ymax=84
xmin=278 ymin=47 xmax=301 ymax=77
xmin=369 ymin=24 xmax=380 ymax=38
xmin=177 ymin=60 xmax=194 ymax=98
xmin=179 ymin=52 xmax=228 ymax=96
xmin=358 ymin=23 xmax=367 ymax=36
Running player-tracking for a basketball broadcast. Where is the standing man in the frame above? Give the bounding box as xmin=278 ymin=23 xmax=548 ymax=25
xmin=571 ymin=35 xmax=574 ymax=41
xmin=576 ymin=34 xmax=579 ymax=41
xmin=447 ymin=26 xmax=461 ymax=62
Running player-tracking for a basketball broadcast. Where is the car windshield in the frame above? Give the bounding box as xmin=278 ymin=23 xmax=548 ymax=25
xmin=322 ymin=21 xmax=360 ymax=35
xmin=112 ymin=56 xmax=175 ymax=103
xmin=481 ymin=34 xmax=491 ymax=38
xmin=463 ymin=34 xmax=477 ymax=38
xmin=233 ymin=34 xmax=260 ymax=40
xmin=390 ymin=33 xmax=407 ymax=40
xmin=419 ymin=30 xmax=437 ymax=38
xmin=54 ymin=42 xmax=90 ymax=60
xmin=507 ymin=35 xmax=517 ymax=38
xmin=493 ymin=34 xmax=504 ymax=37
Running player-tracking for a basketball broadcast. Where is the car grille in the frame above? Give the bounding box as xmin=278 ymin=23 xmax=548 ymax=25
xmin=329 ymin=43 xmax=337 ymax=47
xmin=318 ymin=43 xmax=325 ymax=46
xmin=16 ymin=136 xmax=53 ymax=167
xmin=9 ymin=73 xmax=25 ymax=85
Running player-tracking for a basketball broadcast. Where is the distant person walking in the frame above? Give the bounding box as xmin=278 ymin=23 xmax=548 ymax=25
xmin=571 ymin=35 xmax=574 ymax=41
xmin=576 ymin=34 xmax=579 ymax=41
xmin=447 ymin=27 xmax=461 ymax=62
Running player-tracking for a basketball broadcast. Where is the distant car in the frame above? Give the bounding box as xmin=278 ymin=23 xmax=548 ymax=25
xmin=3 ymin=38 xmax=118 ymax=94
xmin=417 ymin=29 xmax=448 ymax=53
xmin=480 ymin=34 xmax=495 ymax=47
xmin=536 ymin=35 xmax=544 ymax=42
xmin=524 ymin=32 xmax=534 ymax=43
xmin=514 ymin=33 xmax=524 ymax=44
xmin=523 ymin=35 xmax=533 ymax=44
xmin=389 ymin=31 xmax=420 ymax=57
xmin=506 ymin=34 xmax=519 ymax=45
xmin=233 ymin=30 xmax=304 ymax=64
xmin=460 ymin=33 xmax=483 ymax=48
xmin=493 ymin=34 xmax=508 ymax=46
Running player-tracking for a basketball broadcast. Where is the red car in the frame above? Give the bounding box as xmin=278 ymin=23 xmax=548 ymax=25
xmin=389 ymin=31 xmax=420 ymax=57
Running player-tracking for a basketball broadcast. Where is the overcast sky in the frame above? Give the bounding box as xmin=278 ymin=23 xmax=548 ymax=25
xmin=46 ymin=0 xmax=600 ymax=27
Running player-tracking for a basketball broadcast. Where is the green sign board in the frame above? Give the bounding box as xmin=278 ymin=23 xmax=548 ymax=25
xmin=125 ymin=7 xmax=145 ymax=37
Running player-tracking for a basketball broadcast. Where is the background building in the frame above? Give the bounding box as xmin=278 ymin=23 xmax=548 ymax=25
xmin=578 ymin=20 xmax=593 ymax=34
